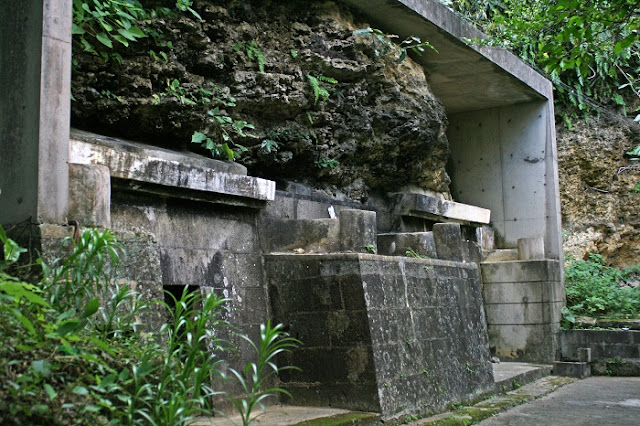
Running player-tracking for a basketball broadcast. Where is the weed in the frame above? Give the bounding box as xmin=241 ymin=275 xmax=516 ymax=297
xmin=354 ymin=27 xmax=437 ymax=63
xmin=315 ymin=157 xmax=339 ymax=169
xmin=235 ymin=41 xmax=266 ymax=73
xmin=406 ymin=248 xmax=430 ymax=259
xmin=306 ymin=74 xmax=338 ymax=104
xmin=363 ymin=244 xmax=377 ymax=254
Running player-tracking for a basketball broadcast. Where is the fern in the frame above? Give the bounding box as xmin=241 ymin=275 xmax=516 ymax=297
xmin=245 ymin=41 xmax=266 ymax=73
xmin=306 ymin=74 xmax=337 ymax=104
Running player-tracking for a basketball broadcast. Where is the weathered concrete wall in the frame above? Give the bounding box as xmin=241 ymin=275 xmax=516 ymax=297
xmin=0 ymin=0 xmax=71 ymax=226
xmin=559 ymin=330 xmax=640 ymax=376
xmin=266 ymin=253 xmax=494 ymax=419
xmin=481 ymin=260 xmax=564 ymax=363
xmin=448 ymin=102 xmax=563 ymax=260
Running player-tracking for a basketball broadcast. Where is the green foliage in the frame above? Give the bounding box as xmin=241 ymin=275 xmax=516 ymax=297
xmin=564 ymin=253 xmax=640 ymax=319
xmin=405 ymin=248 xmax=430 ymax=259
xmin=228 ymin=321 xmax=301 ymax=426
xmin=306 ymin=74 xmax=338 ymax=104
xmin=354 ymin=27 xmax=437 ymax=62
xmin=443 ymin=0 xmax=640 ymax=117
xmin=363 ymin=244 xmax=377 ymax=254
xmin=235 ymin=41 xmax=267 ymax=73
xmin=260 ymin=139 xmax=280 ymax=153
xmin=314 ymin=157 xmax=339 ymax=169
xmin=72 ymin=0 xmax=150 ymax=62
xmin=0 ymin=225 xmax=300 ymax=425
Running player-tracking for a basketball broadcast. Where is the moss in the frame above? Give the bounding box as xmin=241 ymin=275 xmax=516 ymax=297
xmin=296 ymin=412 xmax=381 ymax=425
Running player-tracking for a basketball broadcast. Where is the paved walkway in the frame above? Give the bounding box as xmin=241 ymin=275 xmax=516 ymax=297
xmin=480 ymin=377 xmax=640 ymax=425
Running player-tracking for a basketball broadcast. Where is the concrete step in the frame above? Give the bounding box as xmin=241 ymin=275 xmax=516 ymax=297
xmin=193 ymin=406 xmax=380 ymax=426
xmin=482 ymin=249 xmax=518 ymax=262
xmin=491 ymin=362 xmax=553 ymax=393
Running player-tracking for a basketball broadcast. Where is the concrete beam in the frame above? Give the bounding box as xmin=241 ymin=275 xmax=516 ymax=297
xmin=396 ymin=193 xmax=491 ymax=225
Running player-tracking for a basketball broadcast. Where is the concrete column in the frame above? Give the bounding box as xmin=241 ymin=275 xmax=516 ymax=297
xmin=0 ymin=0 xmax=71 ymax=226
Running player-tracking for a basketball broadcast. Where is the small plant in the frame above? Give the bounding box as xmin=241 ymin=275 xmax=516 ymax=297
xmin=235 ymin=41 xmax=266 ymax=73
xmin=315 ymin=157 xmax=339 ymax=169
xmin=512 ymin=380 xmax=522 ymax=389
xmin=260 ymin=139 xmax=280 ymax=154
xmin=363 ymin=244 xmax=377 ymax=254
xmin=354 ymin=27 xmax=437 ymax=63
xmin=306 ymin=74 xmax=338 ymax=104
xmin=405 ymin=248 xmax=430 ymax=259
xmin=290 ymin=49 xmax=298 ymax=58
xmin=228 ymin=321 xmax=301 ymax=426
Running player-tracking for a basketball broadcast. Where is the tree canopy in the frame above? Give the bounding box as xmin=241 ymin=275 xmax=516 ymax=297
xmin=442 ymin=0 xmax=640 ymax=121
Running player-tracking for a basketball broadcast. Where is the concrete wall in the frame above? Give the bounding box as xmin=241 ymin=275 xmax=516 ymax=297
xmin=481 ymin=260 xmax=564 ymax=363
xmin=448 ymin=102 xmax=562 ymax=259
xmin=0 ymin=0 xmax=71 ymax=226
xmin=266 ymin=254 xmax=494 ymax=419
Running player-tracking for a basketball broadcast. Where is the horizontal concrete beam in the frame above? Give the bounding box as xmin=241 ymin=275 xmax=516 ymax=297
xmin=69 ymin=129 xmax=275 ymax=203
xmin=396 ymin=193 xmax=490 ymax=225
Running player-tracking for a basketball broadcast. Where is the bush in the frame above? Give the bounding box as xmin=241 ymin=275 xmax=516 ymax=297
xmin=565 ymin=253 xmax=640 ymax=319
xmin=0 ymin=226 xmax=299 ymax=425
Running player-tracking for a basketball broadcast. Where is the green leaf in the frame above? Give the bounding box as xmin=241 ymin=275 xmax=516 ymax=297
xmin=95 ymin=32 xmax=113 ymax=48
xmin=32 ymin=360 xmax=52 ymax=378
xmin=128 ymin=26 xmax=147 ymax=38
xmin=73 ymin=385 xmax=89 ymax=395
xmin=56 ymin=319 xmax=81 ymax=337
xmin=81 ymin=298 xmax=100 ymax=318
xmin=44 ymin=383 xmax=57 ymax=401
xmin=191 ymin=131 xmax=207 ymax=144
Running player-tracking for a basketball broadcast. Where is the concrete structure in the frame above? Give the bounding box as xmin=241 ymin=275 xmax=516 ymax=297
xmin=0 ymin=0 xmax=72 ymax=226
xmin=0 ymin=0 xmax=565 ymax=419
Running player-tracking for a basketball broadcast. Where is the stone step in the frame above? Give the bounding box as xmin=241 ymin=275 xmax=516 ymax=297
xmin=483 ymin=249 xmax=519 ymax=262
xmin=491 ymin=362 xmax=553 ymax=393
xmin=193 ymin=406 xmax=380 ymax=425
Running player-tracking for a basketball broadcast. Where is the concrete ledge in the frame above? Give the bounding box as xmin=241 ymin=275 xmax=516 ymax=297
xmin=395 ymin=193 xmax=490 ymax=225
xmin=553 ymin=361 xmax=591 ymax=379
xmin=69 ymin=130 xmax=275 ymax=204
xmin=480 ymin=260 xmax=561 ymax=283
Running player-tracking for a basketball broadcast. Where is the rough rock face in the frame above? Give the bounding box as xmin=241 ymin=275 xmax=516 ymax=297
xmin=71 ymin=0 xmax=450 ymax=201
xmin=557 ymin=115 xmax=640 ymax=267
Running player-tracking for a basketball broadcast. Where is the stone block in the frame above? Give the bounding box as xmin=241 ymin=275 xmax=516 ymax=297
xmin=578 ymin=347 xmax=592 ymax=363
xmin=553 ymin=361 xmax=591 ymax=379
xmin=339 ymin=209 xmax=377 ymax=253
xmin=517 ymin=236 xmax=545 ymax=260
xmin=433 ymin=223 xmax=465 ymax=262
xmin=68 ymin=163 xmax=111 ymax=227
xmin=261 ymin=218 xmax=340 ymax=253
xmin=464 ymin=240 xmax=482 ymax=263
xmin=377 ymin=232 xmax=436 ymax=257
xmin=487 ymin=323 xmax=558 ymax=363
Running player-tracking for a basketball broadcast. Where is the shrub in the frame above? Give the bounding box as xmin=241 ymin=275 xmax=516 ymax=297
xmin=565 ymin=253 xmax=640 ymax=319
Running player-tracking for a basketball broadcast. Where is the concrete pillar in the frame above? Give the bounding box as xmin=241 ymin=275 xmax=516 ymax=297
xmin=68 ymin=164 xmax=111 ymax=228
xmin=433 ymin=222 xmax=465 ymax=262
xmin=0 ymin=0 xmax=72 ymax=226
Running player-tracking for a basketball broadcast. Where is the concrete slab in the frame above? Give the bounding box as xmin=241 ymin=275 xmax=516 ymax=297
xmin=69 ymin=130 xmax=275 ymax=203
xmin=492 ymin=362 xmax=553 ymax=391
xmin=396 ymin=193 xmax=491 ymax=225
xmin=192 ymin=405 xmax=380 ymax=425
xmin=479 ymin=377 xmax=640 ymax=425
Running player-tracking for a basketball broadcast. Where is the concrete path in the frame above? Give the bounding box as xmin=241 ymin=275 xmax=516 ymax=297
xmin=480 ymin=377 xmax=640 ymax=425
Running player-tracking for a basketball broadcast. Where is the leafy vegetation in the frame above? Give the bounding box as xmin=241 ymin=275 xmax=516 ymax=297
xmin=441 ymin=0 xmax=640 ymax=120
xmin=306 ymin=74 xmax=338 ymax=105
xmin=564 ymin=253 xmax=640 ymax=320
xmin=0 ymin=226 xmax=299 ymax=425
xmin=354 ymin=28 xmax=438 ymax=63
xmin=235 ymin=41 xmax=267 ymax=73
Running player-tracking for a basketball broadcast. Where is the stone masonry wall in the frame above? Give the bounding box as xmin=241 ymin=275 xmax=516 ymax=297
xmin=265 ymin=253 xmax=494 ymax=419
